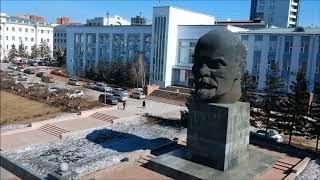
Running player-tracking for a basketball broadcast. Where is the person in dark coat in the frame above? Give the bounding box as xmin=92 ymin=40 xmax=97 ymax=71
xmin=142 ymin=100 xmax=146 ymax=108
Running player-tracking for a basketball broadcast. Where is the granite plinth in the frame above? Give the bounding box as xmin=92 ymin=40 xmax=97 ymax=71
xmin=145 ymin=148 xmax=279 ymax=180
xmin=188 ymin=102 xmax=250 ymax=171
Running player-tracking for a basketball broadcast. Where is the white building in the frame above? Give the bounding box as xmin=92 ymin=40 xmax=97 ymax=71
xmin=250 ymin=0 xmax=301 ymax=28
xmin=0 ymin=13 xmax=53 ymax=61
xmin=66 ymin=6 xmax=320 ymax=93
xmin=86 ymin=15 xmax=130 ymax=26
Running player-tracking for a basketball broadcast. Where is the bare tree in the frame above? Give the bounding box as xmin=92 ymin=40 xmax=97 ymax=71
xmin=39 ymin=41 xmax=51 ymax=58
xmin=30 ymin=45 xmax=39 ymax=59
xmin=18 ymin=42 xmax=28 ymax=59
xmin=130 ymin=52 xmax=147 ymax=88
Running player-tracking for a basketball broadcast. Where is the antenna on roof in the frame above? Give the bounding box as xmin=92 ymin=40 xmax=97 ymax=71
xmin=139 ymin=11 xmax=142 ymax=17
xmin=106 ymin=11 xmax=110 ymax=26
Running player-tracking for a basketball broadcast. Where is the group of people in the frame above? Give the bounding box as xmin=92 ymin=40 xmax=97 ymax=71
xmin=119 ymin=100 xmax=146 ymax=110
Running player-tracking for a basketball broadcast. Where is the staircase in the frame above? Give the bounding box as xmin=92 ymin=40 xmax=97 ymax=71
xmin=89 ymin=112 xmax=118 ymax=123
xmin=39 ymin=124 xmax=70 ymax=137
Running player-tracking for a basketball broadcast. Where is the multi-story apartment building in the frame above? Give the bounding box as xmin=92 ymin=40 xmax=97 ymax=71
xmin=19 ymin=14 xmax=45 ymax=23
xmin=66 ymin=6 xmax=320 ymax=93
xmin=250 ymin=0 xmax=301 ymax=28
xmin=0 ymin=13 xmax=53 ymax=61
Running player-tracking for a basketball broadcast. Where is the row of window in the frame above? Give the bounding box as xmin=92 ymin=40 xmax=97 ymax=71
xmin=0 ymin=26 xmax=51 ymax=34
xmin=0 ymin=35 xmax=49 ymax=43
xmin=54 ymin=33 xmax=66 ymax=37
xmin=54 ymin=39 xmax=66 ymax=43
xmin=0 ymin=44 xmax=30 ymax=50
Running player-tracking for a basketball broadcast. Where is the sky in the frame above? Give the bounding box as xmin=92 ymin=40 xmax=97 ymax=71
xmin=1 ymin=0 xmax=320 ymax=27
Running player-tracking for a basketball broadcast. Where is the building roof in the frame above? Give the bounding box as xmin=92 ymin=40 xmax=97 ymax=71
xmin=240 ymin=28 xmax=320 ymax=35
xmin=0 ymin=14 xmax=52 ymax=27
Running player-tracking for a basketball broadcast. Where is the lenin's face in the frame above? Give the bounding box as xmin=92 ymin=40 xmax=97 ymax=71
xmin=192 ymin=31 xmax=244 ymax=102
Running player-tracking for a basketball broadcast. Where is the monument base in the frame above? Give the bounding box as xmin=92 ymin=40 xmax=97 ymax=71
xmin=145 ymin=148 xmax=279 ymax=180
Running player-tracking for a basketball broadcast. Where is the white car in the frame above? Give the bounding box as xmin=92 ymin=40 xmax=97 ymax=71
xmin=250 ymin=129 xmax=283 ymax=143
xmin=130 ymin=92 xmax=146 ymax=99
xmin=66 ymin=90 xmax=84 ymax=98
xmin=113 ymin=88 xmax=129 ymax=96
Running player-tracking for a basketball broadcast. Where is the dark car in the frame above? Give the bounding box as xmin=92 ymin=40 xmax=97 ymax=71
xmin=36 ymin=72 xmax=45 ymax=77
xmin=99 ymin=94 xmax=118 ymax=105
xmin=24 ymin=68 xmax=35 ymax=74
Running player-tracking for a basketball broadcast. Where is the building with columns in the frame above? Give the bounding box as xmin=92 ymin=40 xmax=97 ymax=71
xmin=66 ymin=6 xmax=320 ymax=93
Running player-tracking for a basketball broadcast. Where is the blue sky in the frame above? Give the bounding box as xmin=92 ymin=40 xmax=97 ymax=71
xmin=1 ymin=0 xmax=319 ymax=26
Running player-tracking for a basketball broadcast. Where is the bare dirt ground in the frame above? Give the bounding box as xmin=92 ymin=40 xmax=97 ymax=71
xmin=0 ymin=91 xmax=62 ymax=126
xmin=283 ymin=135 xmax=319 ymax=153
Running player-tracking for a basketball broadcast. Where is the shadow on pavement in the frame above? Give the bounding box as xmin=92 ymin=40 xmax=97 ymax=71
xmin=86 ymin=129 xmax=173 ymax=153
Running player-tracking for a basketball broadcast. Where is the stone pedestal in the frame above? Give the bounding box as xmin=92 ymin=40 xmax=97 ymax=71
xmin=187 ymin=102 xmax=250 ymax=171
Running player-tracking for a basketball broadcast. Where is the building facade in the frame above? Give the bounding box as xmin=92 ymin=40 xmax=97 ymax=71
xmin=250 ymin=0 xmax=300 ymax=28
xmin=66 ymin=6 xmax=320 ymax=93
xmin=0 ymin=13 xmax=53 ymax=61
xmin=66 ymin=25 xmax=152 ymax=76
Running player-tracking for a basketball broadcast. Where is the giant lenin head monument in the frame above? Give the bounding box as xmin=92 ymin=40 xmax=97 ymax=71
xmin=188 ymin=29 xmax=250 ymax=171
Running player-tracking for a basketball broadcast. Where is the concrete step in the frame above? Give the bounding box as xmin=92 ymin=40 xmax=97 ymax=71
xmin=39 ymin=124 xmax=69 ymax=137
xmin=90 ymin=112 xmax=118 ymax=123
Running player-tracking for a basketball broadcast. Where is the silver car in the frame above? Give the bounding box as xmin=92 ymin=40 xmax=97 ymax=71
xmin=130 ymin=92 xmax=146 ymax=99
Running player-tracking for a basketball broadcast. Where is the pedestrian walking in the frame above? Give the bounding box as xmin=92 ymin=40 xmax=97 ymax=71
xmin=142 ymin=100 xmax=146 ymax=109
xmin=123 ymin=101 xmax=126 ymax=110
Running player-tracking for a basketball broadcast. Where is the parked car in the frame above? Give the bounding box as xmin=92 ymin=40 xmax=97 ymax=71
xmin=68 ymin=78 xmax=81 ymax=86
xmin=113 ymin=93 xmax=128 ymax=102
xmin=250 ymin=129 xmax=283 ymax=143
xmin=130 ymin=91 xmax=146 ymax=99
xmin=17 ymin=73 xmax=28 ymax=80
xmin=41 ymin=75 xmax=55 ymax=83
xmin=23 ymin=81 xmax=40 ymax=89
xmin=94 ymin=83 xmax=112 ymax=92
xmin=8 ymin=64 xmax=17 ymax=70
xmin=85 ymin=82 xmax=96 ymax=89
xmin=66 ymin=90 xmax=84 ymax=99
xmin=112 ymin=88 xmax=129 ymax=96
xmin=24 ymin=68 xmax=35 ymax=74
xmin=27 ymin=60 xmax=38 ymax=66
xmin=98 ymin=94 xmax=118 ymax=105
xmin=48 ymin=87 xmax=61 ymax=95
xmin=36 ymin=72 xmax=45 ymax=77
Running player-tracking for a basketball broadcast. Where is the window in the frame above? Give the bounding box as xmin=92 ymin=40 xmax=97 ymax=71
xmin=47 ymin=39 xmax=49 ymax=42
xmin=301 ymin=42 xmax=309 ymax=53
xmin=19 ymin=28 xmax=22 ymax=32
xmin=25 ymin=37 xmax=28 ymax=41
xmin=54 ymin=45 xmax=56 ymax=49
xmin=255 ymin=35 xmax=263 ymax=41
xmin=178 ymin=40 xmax=196 ymax=64
xmin=253 ymin=51 xmax=261 ymax=69
xmin=6 ymin=27 xmax=9 ymax=31
xmin=283 ymin=59 xmax=291 ymax=71
xmin=31 ymin=38 xmax=34 ymax=42
xmin=25 ymin=28 xmax=28 ymax=32
xmin=41 ymin=38 xmax=43 ymax=42
xmin=0 ymin=45 xmax=2 ymax=49
xmin=241 ymin=35 xmax=249 ymax=41
xmin=41 ymin=30 xmax=44 ymax=33
xmin=12 ymin=27 xmax=15 ymax=31
xmin=6 ymin=36 xmax=8 ymax=40
xmin=12 ymin=36 xmax=15 ymax=41
xmin=31 ymin=29 xmax=34 ymax=33
xmin=267 ymin=59 xmax=275 ymax=69
xmin=48 ymin=30 xmax=50 ymax=34
xmin=64 ymin=39 xmax=66 ymax=43
xmin=19 ymin=37 xmax=22 ymax=42
xmin=0 ymin=35 xmax=1 ymax=40
xmin=7 ymin=45 xmax=9 ymax=49
xmin=25 ymin=46 xmax=28 ymax=50
xmin=316 ymin=60 xmax=320 ymax=73
xmin=285 ymin=42 xmax=293 ymax=53
xmin=54 ymin=39 xmax=56 ymax=43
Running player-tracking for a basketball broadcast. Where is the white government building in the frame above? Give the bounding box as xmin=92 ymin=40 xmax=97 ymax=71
xmin=0 ymin=13 xmax=53 ymax=60
xmin=66 ymin=6 xmax=320 ymax=93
